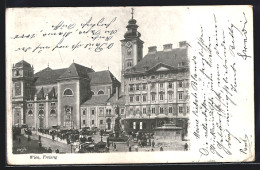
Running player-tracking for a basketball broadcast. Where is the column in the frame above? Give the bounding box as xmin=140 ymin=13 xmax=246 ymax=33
xmin=45 ymin=94 xmax=49 ymax=128
xmin=34 ymin=95 xmax=37 ymax=130
xmin=57 ymin=82 xmax=61 ymax=126
xmin=20 ymin=104 xmax=24 ymax=125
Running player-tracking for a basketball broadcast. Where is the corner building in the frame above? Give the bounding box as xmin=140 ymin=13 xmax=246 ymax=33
xmin=11 ymin=61 xmax=122 ymax=130
xmin=121 ymin=16 xmax=190 ymax=136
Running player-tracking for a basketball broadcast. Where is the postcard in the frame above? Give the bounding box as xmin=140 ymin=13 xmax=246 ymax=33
xmin=6 ymin=6 xmax=254 ymax=164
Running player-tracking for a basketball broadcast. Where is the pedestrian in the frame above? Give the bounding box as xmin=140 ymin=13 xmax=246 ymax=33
xmin=152 ymin=140 xmax=155 ymax=148
xmin=160 ymin=146 xmax=163 ymax=151
xmin=48 ymin=147 xmax=52 ymax=153
xmin=39 ymin=142 xmax=42 ymax=148
xmin=114 ymin=143 xmax=117 ymax=151
xmin=52 ymin=134 xmax=55 ymax=141
xmin=129 ymin=146 xmax=131 ymax=152
xmin=55 ymin=149 xmax=59 ymax=153
xmin=38 ymin=135 xmax=41 ymax=141
xmin=151 ymin=148 xmax=154 ymax=152
xmin=27 ymin=135 xmax=31 ymax=142
xmin=184 ymin=143 xmax=188 ymax=151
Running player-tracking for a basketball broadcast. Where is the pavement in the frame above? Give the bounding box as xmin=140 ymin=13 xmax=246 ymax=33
xmin=30 ymin=133 xmax=72 ymax=153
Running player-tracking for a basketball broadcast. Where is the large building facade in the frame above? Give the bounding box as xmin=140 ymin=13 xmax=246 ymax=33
xmin=11 ymin=61 xmax=122 ymax=130
xmin=120 ymin=16 xmax=190 ymax=136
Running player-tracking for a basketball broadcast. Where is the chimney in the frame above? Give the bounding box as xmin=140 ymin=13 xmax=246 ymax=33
xmin=179 ymin=41 xmax=187 ymax=48
xmin=163 ymin=44 xmax=173 ymax=51
xmin=116 ymin=87 xmax=119 ymax=101
xmin=148 ymin=46 xmax=157 ymax=53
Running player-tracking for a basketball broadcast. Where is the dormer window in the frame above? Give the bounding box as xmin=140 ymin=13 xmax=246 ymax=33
xmin=98 ymin=90 xmax=104 ymax=95
xmin=63 ymin=88 xmax=73 ymax=96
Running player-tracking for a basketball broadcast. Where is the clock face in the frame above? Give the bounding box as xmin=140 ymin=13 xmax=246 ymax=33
xmin=125 ymin=41 xmax=132 ymax=48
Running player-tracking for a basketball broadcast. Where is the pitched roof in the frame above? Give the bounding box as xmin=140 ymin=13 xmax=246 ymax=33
xmin=58 ymin=63 xmax=94 ymax=80
xmin=15 ymin=60 xmax=31 ymax=68
xmin=88 ymin=70 xmax=117 ymax=85
xmin=126 ymin=48 xmax=188 ymax=74
xmin=34 ymin=67 xmax=67 ymax=86
xmin=81 ymin=95 xmax=109 ymax=105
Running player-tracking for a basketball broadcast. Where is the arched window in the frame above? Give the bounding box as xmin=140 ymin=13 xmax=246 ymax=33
xmin=127 ymin=61 xmax=132 ymax=67
xmin=28 ymin=110 xmax=33 ymax=116
xmin=63 ymin=89 xmax=73 ymax=96
xmin=50 ymin=109 xmax=56 ymax=116
xmin=39 ymin=109 xmax=44 ymax=116
xmin=98 ymin=90 xmax=104 ymax=95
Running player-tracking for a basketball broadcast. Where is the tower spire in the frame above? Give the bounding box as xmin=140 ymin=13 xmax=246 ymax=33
xmin=131 ymin=8 xmax=134 ymax=19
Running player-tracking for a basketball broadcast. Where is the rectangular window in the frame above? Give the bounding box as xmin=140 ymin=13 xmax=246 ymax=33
xmin=151 ymin=94 xmax=155 ymax=101
xmin=169 ymin=107 xmax=173 ymax=113
xmin=129 ymin=84 xmax=134 ymax=91
xmin=142 ymin=84 xmax=147 ymax=90
xmin=136 ymin=84 xmax=140 ymax=90
xmin=160 ymin=83 xmax=164 ymax=88
xmin=121 ymin=109 xmax=125 ymax=115
xmin=136 ymin=76 xmax=140 ymax=80
xmin=106 ymin=109 xmax=111 ymax=115
xmin=83 ymin=110 xmax=86 ymax=115
xmin=130 ymin=77 xmax=133 ymax=81
xmin=179 ymin=106 xmax=183 ymax=113
xmin=152 ymin=108 xmax=155 ymax=114
xmin=136 ymin=95 xmax=140 ymax=102
xmin=160 ymin=107 xmax=164 ymax=114
xmin=187 ymin=106 xmax=189 ymax=113
xmin=100 ymin=120 xmax=103 ymax=125
xmin=140 ymin=122 xmax=143 ymax=130
xmin=83 ymin=120 xmax=86 ymax=125
xmin=179 ymin=93 xmax=183 ymax=100
xmin=160 ymin=74 xmax=164 ymax=78
xmin=92 ymin=120 xmax=95 ymax=124
xmin=99 ymin=109 xmax=103 ymax=115
xmin=130 ymin=96 xmax=134 ymax=102
xmin=168 ymin=82 xmax=173 ymax=88
xmin=143 ymin=108 xmax=146 ymax=114
xmin=179 ymin=81 xmax=183 ymax=88
xmin=91 ymin=109 xmax=95 ymax=115
xmin=133 ymin=122 xmax=136 ymax=129
xmin=169 ymin=94 xmax=173 ymax=100
xmin=142 ymin=76 xmax=146 ymax=79
xmin=143 ymin=95 xmax=147 ymax=102
xmin=160 ymin=94 xmax=164 ymax=100
xmin=51 ymin=102 xmax=56 ymax=106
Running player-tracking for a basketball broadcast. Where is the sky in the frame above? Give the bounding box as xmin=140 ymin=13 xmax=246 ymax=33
xmin=6 ymin=6 xmax=190 ymax=80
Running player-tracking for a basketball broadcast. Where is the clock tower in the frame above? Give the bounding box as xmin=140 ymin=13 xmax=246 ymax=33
xmin=120 ymin=8 xmax=144 ymax=92
xmin=12 ymin=60 xmax=34 ymax=126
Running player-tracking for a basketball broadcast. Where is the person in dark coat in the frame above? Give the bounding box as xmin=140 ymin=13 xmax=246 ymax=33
xmin=55 ymin=149 xmax=59 ymax=153
xmin=160 ymin=146 xmax=163 ymax=151
xmin=48 ymin=147 xmax=52 ymax=153
xmin=27 ymin=135 xmax=31 ymax=142
xmin=38 ymin=135 xmax=41 ymax=141
xmin=52 ymin=134 xmax=55 ymax=141
xmin=114 ymin=143 xmax=117 ymax=151
xmin=152 ymin=140 xmax=155 ymax=148
xmin=184 ymin=143 xmax=188 ymax=151
xmin=129 ymin=146 xmax=131 ymax=152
